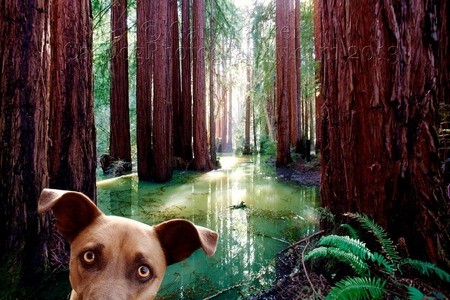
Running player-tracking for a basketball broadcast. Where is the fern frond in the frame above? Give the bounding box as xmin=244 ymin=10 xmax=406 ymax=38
xmin=318 ymin=235 xmax=372 ymax=260
xmin=326 ymin=276 xmax=386 ymax=300
xmin=371 ymin=252 xmax=396 ymax=274
xmin=304 ymin=245 xmax=327 ymax=260
xmin=405 ymin=286 xmax=425 ymax=300
xmin=305 ymin=246 xmax=370 ymax=276
xmin=400 ymin=258 xmax=450 ymax=282
xmin=345 ymin=213 xmax=401 ymax=263
xmin=340 ymin=223 xmax=360 ymax=240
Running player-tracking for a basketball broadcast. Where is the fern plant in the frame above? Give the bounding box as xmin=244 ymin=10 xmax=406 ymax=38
xmin=305 ymin=245 xmax=370 ymax=276
xmin=344 ymin=213 xmax=401 ymax=264
xmin=326 ymin=277 xmax=386 ymax=300
xmin=305 ymin=213 xmax=450 ymax=299
xmin=400 ymin=258 xmax=450 ymax=282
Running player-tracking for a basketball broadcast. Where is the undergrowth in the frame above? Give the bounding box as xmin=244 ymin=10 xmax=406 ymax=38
xmin=305 ymin=213 xmax=450 ymax=300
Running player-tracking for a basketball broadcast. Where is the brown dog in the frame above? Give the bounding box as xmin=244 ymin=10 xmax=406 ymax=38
xmin=38 ymin=188 xmax=219 ymax=299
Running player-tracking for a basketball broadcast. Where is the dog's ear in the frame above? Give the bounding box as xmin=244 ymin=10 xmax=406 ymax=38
xmin=154 ymin=219 xmax=219 ymax=265
xmin=38 ymin=188 xmax=103 ymax=242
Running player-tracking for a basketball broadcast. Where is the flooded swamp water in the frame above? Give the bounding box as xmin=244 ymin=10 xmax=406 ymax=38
xmin=23 ymin=155 xmax=319 ymax=299
xmin=96 ymin=155 xmax=319 ymax=299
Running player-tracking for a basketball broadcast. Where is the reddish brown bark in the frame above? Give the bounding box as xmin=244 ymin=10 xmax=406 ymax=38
xmin=152 ymin=0 xmax=173 ymax=181
xmin=276 ymin=0 xmax=292 ymax=167
xmin=136 ymin=0 xmax=153 ymax=180
xmin=49 ymin=0 xmax=96 ymax=200
xmin=209 ymin=0 xmax=216 ymax=164
xmin=295 ymin=0 xmax=302 ymax=149
xmin=110 ymin=0 xmax=131 ymax=164
xmin=288 ymin=0 xmax=300 ymax=151
xmin=192 ymin=0 xmax=214 ymax=171
xmin=319 ymin=0 xmax=449 ymax=267
xmin=181 ymin=0 xmax=193 ymax=162
xmin=438 ymin=1 xmax=449 ymax=105
xmin=0 ymin=0 xmax=51 ymax=286
xmin=313 ymin=0 xmax=322 ymax=151
xmin=171 ymin=0 xmax=183 ymax=160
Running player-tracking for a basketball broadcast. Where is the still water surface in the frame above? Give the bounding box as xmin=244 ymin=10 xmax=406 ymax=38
xmin=96 ymin=155 xmax=319 ymax=299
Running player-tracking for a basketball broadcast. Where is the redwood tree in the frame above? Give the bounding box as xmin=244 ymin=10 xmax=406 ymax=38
xmin=110 ymin=0 xmax=131 ymax=165
xmin=180 ymin=0 xmax=193 ymax=162
xmin=209 ymin=0 xmax=216 ymax=164
xmin=319 ymin=0 xmax=450 ymax=267
xmin=313 ymin=0 xmax=323 ymax=150
xmin=221 ymin=75 xmax=229 ymax=152
xmin=49 ymin=0 xmax=96 ymax=200
xmin=438 ymin=0 xmax=449 ymax=105
xmin=0 ymin=0 xmax=51 ymax=289
xmin=275 ymin=0 xmax=291 ymax=167
xmin=192 ymin=0 xmax=214 ymax=171
xmin=172 ymin=0 xmax=183 ymax=161
xmin=288 ymin=0 xmax=301 ymax=152
xmin=136 ymin=0 xmax=153 ymax=180
xmin=243 ymin=51 xmax=252 ymax=155
xmin=152 ymin=0 xmax=173 ymax=181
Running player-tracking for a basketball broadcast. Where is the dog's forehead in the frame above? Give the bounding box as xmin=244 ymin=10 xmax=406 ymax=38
xmin=72 ymin=215 xmax=163 ymax=255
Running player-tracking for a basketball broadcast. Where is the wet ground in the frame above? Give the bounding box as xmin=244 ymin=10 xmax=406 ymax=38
xmin=97 ymin=155 xmax=321 ymax=299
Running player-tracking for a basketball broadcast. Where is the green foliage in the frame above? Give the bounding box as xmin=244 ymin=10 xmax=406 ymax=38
xmin=317 ymin=235 xmax=372 ymax=261
xmin=400 ymin=259 xmax=450 ymax=283
xmin=305 ymin=246 xmax=370 ymax=276
xmin=344 ymin=213 xmax=401 ymax=264
xmin=370 ymin=252 xmax=396 ymax=275
xmin=326 ymin=277 xmax=386 ymax=300
xmin=405 ymin=286 xmax=426 ymax=300
xmin=306 ymin=213 xmax=449 ymax=299
xmin=259 ymin=133 xmax=276 ymax=155
xmin=340 ymin=223 xmax=360 ymax=240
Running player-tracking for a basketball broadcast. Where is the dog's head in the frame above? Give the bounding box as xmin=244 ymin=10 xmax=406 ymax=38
xmin=38 ymin=188 xmax=219 ymax=300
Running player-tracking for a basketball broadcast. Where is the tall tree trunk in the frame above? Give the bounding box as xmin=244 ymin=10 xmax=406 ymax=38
xmin=110 ymin=0 xmax=131 ymax=166
xmin=136 ymin=0 xmax=153 ymax=180
xmin=209 ymin=0 xmax=216 ymax=164
xmin=181 ymin=0 xmax=193 ymax=162
xmin=227 ymin=52 xmax=233 ymax=152
xmin=49 ymin=0 xmax=96 ymax=200
xmin=264 ymin=84 xmax=277 ymax=141
xmin=319 ymin=0 xmax=450 ymax=267
xmin=252 ymin=100 xmax=257 ymax=151
xmin=313 ymin=0 xmax=323 ymax=153
xmin=309 ymin=92 xmax=314 ymax=152
xmin=243 ymin=52 xmax=252 ymax=155
xmin=288 ymin=0 xmax=300 ymax=152
xmin=438 ymin=0 xmax=449 ymax=105
xmin=295 ymin=0 xmax=301 ymax=146
xmin=221 ymin=79 xmax=228 ymax=152
xmin=171 ymin=0 xmax=183 ymax=161
xmin=152 ymin=0 xmax=173 ymax=182
xmin=221 ymin=38 xmax=229 ymax=153
xmin=192 ymin=0 xmax=214 ymax=171
xmin=0 ymin=0 xmax=51 ymax=289
xmin=276 ymin=0 xmax=291 ymax=167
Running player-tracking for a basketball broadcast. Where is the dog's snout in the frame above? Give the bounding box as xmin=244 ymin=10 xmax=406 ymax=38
xmin=77 ymin=280 xmax=130 ymax=300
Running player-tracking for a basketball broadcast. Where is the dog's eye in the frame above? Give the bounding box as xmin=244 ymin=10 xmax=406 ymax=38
xmin=137 ymin=265 xmax=152 ymax=281
xmin=82 ymin=250 xmax=95 ymax=264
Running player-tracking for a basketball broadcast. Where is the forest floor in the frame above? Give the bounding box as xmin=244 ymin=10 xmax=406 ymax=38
xmin=275 ymin=154 xmax=321 ymax=186
xmin=253 ymin=155 xmax=450 ymax=300
xmin=250 ymin=238 xmax=331 ymax=299
xmin=251 ymin=155 xmax=328 ymax=299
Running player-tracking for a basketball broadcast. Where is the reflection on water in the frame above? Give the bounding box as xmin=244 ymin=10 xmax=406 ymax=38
xmin=97 ymin=155 xmax=319 ymax=299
